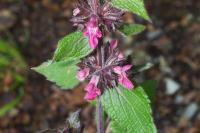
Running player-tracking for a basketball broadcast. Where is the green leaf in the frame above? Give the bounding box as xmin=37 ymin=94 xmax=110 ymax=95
xmin=0 ymin=40 xmax=27 ymax=69
xmin=0 ymin=89 xmax=24 ymax=117
xmin=110 ymin=0 xmax=151 ymax=21
xmin=53 ymin=32 xmax=92 ymax=62
xmin=140 ymin=80 xmax=157 ymax=101
xmin=101 ymin=85 xmax=157 ymax=133
xmin=32 ymin=60 xmax=79 ymax=89
xmin=111 ymin=121 xmax=124 ymax=133
xmin=119 ymin=23 xmax=145 ymax=36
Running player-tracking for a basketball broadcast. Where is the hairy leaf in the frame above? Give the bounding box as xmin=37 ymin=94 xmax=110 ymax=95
xmin=110 ymin=0 xmax=151 ymax=21
xmin=32 ymin=60 xmax=79 ymax=89
xmin=119 ymin=23 xmax=145 ymax=36
xmin=101 ymin=85 xmax=157 ymax=133
xmin=53 ymin=32 xmax=92 ymax=61
xmin=111 ymin=121 xmax=124 ymax=133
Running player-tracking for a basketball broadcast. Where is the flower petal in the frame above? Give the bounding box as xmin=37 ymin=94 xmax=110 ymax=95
xmin=110 ymin=39 xmax=118 ymax=49
xmin=122 ymin=65 xmax=132 ymax=72
xmin=77 ymin=68 xmax=90 ymax=81
xmin=73 ymin=8 xmax=80 ymax=16
xmin=90 ymin=75 xmax=100 ymax=85
xmin=113 ymin=66 xmax=123 ymax=74
xmin=84 ymin=17 xmax=102 ymax=49
xmin=83 ymin=30 xmax=89 ymax=36
xmin=84 ymin=91 xmax=98 ymax=100
xmin=89 ymin=36 xmax=98 ymax=49
xmin=119 ymin=75 xmax=134 ymax=89
xmin=85 ymin=83 xmax=95 ymax=91
xmin=118 ymin=52 xmax=124 ymax=60
xmin=84 ymin=82 xmax=101 ymax=100
xmin=96 ymin=30 xmax=102 ymax=38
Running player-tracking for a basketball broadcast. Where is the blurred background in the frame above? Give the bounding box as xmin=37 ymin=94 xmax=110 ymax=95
xmin=0 ymin=0 xmax=199 ymax=133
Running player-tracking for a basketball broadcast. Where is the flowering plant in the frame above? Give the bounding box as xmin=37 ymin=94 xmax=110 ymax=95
xmin=33 ymin=0 xmax=157 ymax=132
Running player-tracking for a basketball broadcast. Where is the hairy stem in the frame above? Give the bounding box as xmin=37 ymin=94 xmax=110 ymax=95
xmin=97 ymin=97 xmax=104 ymax=133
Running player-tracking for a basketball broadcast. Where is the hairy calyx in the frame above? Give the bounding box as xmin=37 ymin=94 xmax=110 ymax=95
xmin=77 ymin=41 xmax=134 ymax=100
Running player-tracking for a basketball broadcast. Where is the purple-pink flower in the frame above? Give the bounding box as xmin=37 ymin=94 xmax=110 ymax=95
xmin=113 ymin=65 xmax=134 ymax=89
xmin=73 ymin=8 xmax=80 ymax=16
xmin=84 ymin=75 xmax=101 ymax=100
xmin=84 ymin=17 xmax=102 ymax=49
xmin=77 ymin=40 xmax=134 ymax=100
xmin=77 ymin=68 xmax=90 ymax=81
xmin=110 ymin=39 xmax=118 ymax=49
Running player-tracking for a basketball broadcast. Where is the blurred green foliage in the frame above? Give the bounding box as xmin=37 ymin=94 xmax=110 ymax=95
xmin=0 ymin=40 xmax=26 ymax=117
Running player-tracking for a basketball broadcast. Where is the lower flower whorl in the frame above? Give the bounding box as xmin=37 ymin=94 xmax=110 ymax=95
xmin=77 ymin=40 xmax=134 ymax=100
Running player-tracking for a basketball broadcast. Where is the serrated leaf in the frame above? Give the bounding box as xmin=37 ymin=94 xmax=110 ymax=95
xmin=101 ymin=85 xmax=156 ymax=133
xmin=32 ymin=60 xmax=79 ymax=89
xmin=140 ymin=80 xmax=157 ymax=101
xmin=110 ymin=0 xmax=151 ymax=21
xmin=119 ymin=23 xmax=145 ymax=36
xmin=53 ymin=32 xmax=92 ymax=61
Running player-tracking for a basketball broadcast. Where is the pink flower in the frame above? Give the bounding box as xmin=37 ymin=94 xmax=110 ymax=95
xmin=84 ymin=17 xmax=102 ymax=49
xmin=118 ymin=52 xmax=124 ymax=60
xmin=110 ymin=39 xmax=118 ymax=49
xmin=77 ymin=68 xmax=90 ymax=81
xmin=84 ymin=75 xmax=101 ymax=100
xmin=73 ymin=8 xmax=80 ymax=16
xmin=113 ymin=65 xmax=134 ymax=89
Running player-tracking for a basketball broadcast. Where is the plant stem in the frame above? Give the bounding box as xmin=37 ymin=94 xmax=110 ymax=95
xmin=97 ymin=97 xmax=104 ymax=133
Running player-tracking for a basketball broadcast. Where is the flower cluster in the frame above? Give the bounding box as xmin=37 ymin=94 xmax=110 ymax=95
xmin=77 ymin=41 xmax=134 ymax=100
xmin=71 ymin=0 xmax=124 ymax=49
xmin=72 ymin=0 xmax=134 ymax=100
xmin=71 ymin=0 xmax=124 ymax=30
